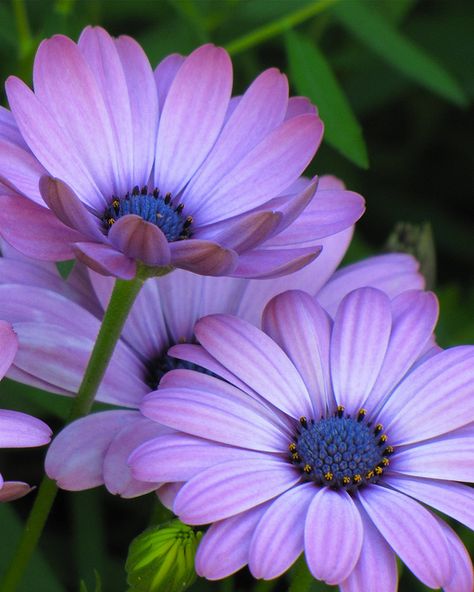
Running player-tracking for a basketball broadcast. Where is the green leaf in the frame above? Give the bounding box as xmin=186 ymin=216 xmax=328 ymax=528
xmin=79 ymin=571 xmax=102 ymax=592
xmin=289 ymin=555 xmax=335 ymax=591
xmin=331 ymin=0 xmax=467 ymax=106
xmin=0 ymin=505 xmax=65 ymax=592
xmin=126 ymin=520 xmax=201 ymax=592
xmin=285 ymin=29 xmax=369 ymax=168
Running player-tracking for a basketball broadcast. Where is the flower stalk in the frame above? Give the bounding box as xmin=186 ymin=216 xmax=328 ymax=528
xmin=0 ymin=264 xmax=172 ymax=592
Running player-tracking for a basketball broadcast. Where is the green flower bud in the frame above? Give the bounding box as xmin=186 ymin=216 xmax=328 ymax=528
xmin=385 ymin=221 xmax=436 ymax=289
xmin=126 ymin=519 xmax=202 ymax=592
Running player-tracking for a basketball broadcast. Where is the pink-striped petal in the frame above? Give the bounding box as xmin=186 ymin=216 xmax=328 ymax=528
xmin=154 ymin=53 xmax=184 ymax=115
xmin=385 ymin=474 xmax=474 ymax=530
xmin=364 ymin=290 xmax=439 ymax=413
xmin=174 ymin=458 xmax=300 ymax=524
xmin=249 ymin=483 xmax=316 ymax=579
xmin=130 ymin=433 xmax=273 ymax=483
xmin=0 ymin=138 xmax=46 ymax=203
xmin=182 ymin=68 xmax=288 ymax=207
xmin=340 ymin=501 xmax=397 ymax=592
xmin=263 ymin=291 xmax=333 ymax=417
xmin=438 ymin=519 xmax=474 ymax=592
xmin=194 ymin=314 xmax=314 ymax=418
xmin=305 ymin=487 xmax=363 ymax=585
xmin=196 ymin=504 xmax=270 ymax=580
xmin=380 ymin=346 xmax=474 ymax=445
xmin=141 ymin=382 xmax=289 ymax=452
xmin=194 ymin=114 xmax=323 ymax=223
xmin=358 ymin=485 xmax=452 ymax=589
xmin=32 ymin=35 xmax=118 ymax=198
xmin=155 ymin=45 xmax=232 ymax=196
xmin=331 ymin=288 xmax=392 ymax=414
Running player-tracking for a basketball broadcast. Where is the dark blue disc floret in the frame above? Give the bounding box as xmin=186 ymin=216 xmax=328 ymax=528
xmin=102 ymin=186 xmax=192 ymax=241
xmin=290 ymin=406 xmax=393 ymax=491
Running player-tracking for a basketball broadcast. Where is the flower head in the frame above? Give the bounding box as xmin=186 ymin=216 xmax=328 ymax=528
xmin=0 ymin=320 xmax=51 ymax=501
xmin=130 ymin=288 xmax=474 ymax=590
xmin=0 ymin=238 xmax=424 ymax=498
xmin=0 ymin=27 xmax=364 ymax=279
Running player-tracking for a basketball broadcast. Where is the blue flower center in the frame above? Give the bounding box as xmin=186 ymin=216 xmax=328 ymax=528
xmin=146 ymin=353 xmax=216 ymax=391
xmin=290 ymin=406 xmax=393 ymax=491
xmin=102 ymin=186 xmax=192 ymax=241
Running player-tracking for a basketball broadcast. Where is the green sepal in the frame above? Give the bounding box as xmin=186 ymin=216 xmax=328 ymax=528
xmin=126 ymin=520 xmax=202 ymax=592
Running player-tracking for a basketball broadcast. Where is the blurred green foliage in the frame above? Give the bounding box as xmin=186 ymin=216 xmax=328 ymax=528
xmin=0 ymin=0 xmax=472 ymax=591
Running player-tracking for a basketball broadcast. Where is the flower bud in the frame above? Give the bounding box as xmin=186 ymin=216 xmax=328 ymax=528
xmin=126 ymin=519 xmax=202 ymax=592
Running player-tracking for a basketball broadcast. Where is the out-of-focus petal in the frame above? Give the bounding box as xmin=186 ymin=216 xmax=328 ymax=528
xmin=0 ymin=409 xmax=51 ymax=447
xmin=0 ymin=321 xmax=18 ymax=379
xmin=0 ymin=194 xmax=83 ymax=260
xmin=317 ymin=254 xmax=424 ymax=317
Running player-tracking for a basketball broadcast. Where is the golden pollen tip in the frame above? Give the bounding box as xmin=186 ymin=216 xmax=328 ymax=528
xmin=303 ymin=464 xmax=312 ymax=474
xmin=324 ymin=472 xmax=333 ymax=481
xmin=353 ymin=474 xmax=362 ymax=483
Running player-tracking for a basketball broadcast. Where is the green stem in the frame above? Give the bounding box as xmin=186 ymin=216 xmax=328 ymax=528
xmin=225 ymin=0 xmax=339 ymax=56
xmin=0 ymin=265 xmax=171 ymax=592
xmin=11 ymin=0 xmax=32 ymax=58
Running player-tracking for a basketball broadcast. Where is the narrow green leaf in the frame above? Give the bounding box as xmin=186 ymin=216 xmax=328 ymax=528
xmin=285 ymin=29 xmax=369 ymax=168
xmin=332 ymin=0 xmax=467 ymax=106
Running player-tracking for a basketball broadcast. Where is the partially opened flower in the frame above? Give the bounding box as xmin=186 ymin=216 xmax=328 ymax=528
xmin=0 ymin=320 xmax=52 ymax=501
xmin=0 ymin=236 xmax=424 ymax=498
xmin=130 ymin=288 xmax=474 ymax=591
xmin=0 ymin=26 xmax=364 ymax=279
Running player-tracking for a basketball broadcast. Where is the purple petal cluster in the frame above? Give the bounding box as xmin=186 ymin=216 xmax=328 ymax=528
xmin=0 ymin=27 xmax=364 ymax=279
xmin=0 ymin=320 xmax=51 ymax=501
xmin=0 ymin=240 xmax=423 ymax=498
xmin=130 ymin=288 xmax=474 ymax=590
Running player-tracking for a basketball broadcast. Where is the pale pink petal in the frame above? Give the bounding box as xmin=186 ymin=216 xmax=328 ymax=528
xmin=0 ymin=138 xmax=46 ymax=203
xmin=153 ymin=53 xmax=184 ymax=115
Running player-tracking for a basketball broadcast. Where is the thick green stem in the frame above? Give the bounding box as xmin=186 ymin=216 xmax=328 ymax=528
xmin=0 ymin=265 xmax=171 ymax=592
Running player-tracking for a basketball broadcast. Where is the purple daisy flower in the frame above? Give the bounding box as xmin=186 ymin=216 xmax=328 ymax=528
xmin=0 ymin=26 xmax=364 ymax=279
xmin=0 ymin=320 xmax=52 ymax=501
xmin=130 ymin=288 xmax=474 ymax=590
xmin=0 ymin=232 xmax=424 ymax=499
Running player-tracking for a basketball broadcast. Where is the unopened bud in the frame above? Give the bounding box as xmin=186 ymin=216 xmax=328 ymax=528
xmin=126 ymin=519 xmax=202 ymax=592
